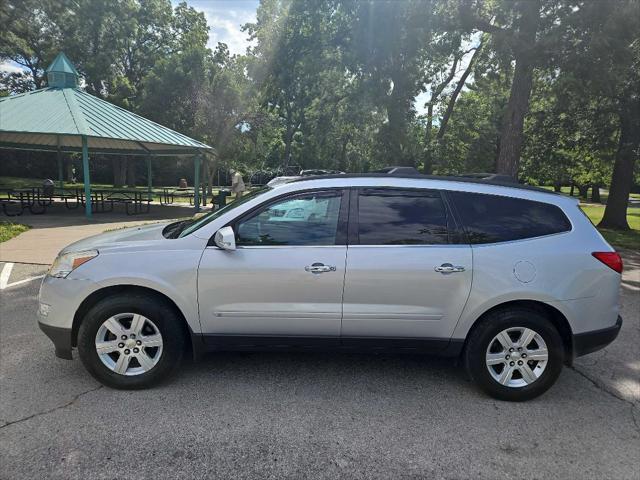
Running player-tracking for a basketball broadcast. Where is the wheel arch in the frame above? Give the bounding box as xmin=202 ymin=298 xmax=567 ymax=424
xmin=72 ymin=285 xmax=196 ymax=356
xmin=462 ymin=300 xmax=573 ymax=361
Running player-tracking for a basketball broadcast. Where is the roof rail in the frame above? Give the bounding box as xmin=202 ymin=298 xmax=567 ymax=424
xmin=371 ymin=166 xmax=421 ymax=175
xmin=289 ymin=171 xmax=555 ymax=194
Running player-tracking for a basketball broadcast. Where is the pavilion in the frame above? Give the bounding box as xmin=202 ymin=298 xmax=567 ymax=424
xmin=0 ymin=52 xmax=213 ymax=218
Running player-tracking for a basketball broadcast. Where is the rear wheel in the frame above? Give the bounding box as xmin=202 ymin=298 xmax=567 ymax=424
xmin=465 ymin=308 xmax=564 ymax=401
xmin=77 ymin=294 xmax=186 ymax=389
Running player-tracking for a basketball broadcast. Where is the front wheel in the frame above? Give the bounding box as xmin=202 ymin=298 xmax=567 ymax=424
xmin=77 ymin=294 xmax=186 ymax=389
xmin=465 ymin=308 xmax=564 ymax=401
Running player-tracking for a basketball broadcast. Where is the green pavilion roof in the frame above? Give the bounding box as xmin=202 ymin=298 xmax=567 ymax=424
xmin=46 ymin=52 xmax=80 ymax=77
xmin=0 ymin=53 xmax=212 ymax=156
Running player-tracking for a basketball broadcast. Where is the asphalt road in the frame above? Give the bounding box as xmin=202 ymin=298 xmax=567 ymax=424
xmin=1 ymin=258 xmax=638 ymax=480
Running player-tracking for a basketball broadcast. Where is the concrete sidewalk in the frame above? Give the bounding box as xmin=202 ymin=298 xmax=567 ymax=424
xmin=0 ymin=202 xmax=204 ymax=264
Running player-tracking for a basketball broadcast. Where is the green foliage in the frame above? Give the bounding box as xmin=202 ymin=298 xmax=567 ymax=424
xmin=1 ymin=0 xmax=638 ymax=225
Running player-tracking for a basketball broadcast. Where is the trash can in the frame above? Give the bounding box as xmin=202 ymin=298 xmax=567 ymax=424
xmin=42 ymin=179 xmax=55 ymax=196
xmin=216 ymin=189 xmax=231 ymax=209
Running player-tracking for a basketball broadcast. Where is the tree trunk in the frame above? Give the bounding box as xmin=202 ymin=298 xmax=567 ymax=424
xmin=423 ymin=104 xmax=434 ymax=174
xmin=386 ymin=84 xmax=412 ymax=167
xmin=66 ymin=161 xmax=74 ymax=182
xmin=553 ymin=181 xmax=562 ymax=193
xmin=338 ymin=136 xmax=350 ymax=172
xmin=599 ymin=101 xmax=640 ymax=230
xmin=591 ymin=184 xmax=601 ymax=203
xmin=437 ymin=42 xmax=484 ymax=143
xmin=126 ymin=157 xmax=136 ymax=187
xmin=422 ymin=53 xmax=461 ymax=174
xmin=577 ymin=184 xmax=589 ymax=199
xmin=283 ymin=124 xmax=294 ymax=168
xmin=495 ymin=0 xmax=540 ymax=179
xmin=569 ymin=183 xmax=575 ymax=196
xmin=205 ymin=156 xmax=218 ymax=195
xmin=112 ymin=158 xmax=127 ymax=187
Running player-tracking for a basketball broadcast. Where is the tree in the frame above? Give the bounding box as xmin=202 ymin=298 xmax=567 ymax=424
xmin=0 ymin=0 xmax=70 ymax=88
xmin=580 ymin=2 xmax=640 ymax=230
xmin=459 ymin=0 xmax=583 ymax=179
xmin=0 ymin=70 xmax=36 ymax=95
xmin=195 ymin=44 xmax=250 ymax=191
xmin=245 ymin=0 xmax=335 ymax=167
xmin=346 ymin=0 xmax=438 ymax=167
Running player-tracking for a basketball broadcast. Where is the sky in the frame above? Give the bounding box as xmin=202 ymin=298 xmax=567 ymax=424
xmin=181 ymin=0 xmax=259 ymax=55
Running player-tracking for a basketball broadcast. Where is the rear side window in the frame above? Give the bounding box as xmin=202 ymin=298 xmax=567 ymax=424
xmin=357 ymin=189 xmax=448 ymax=245
xmin=449 ymin=191 xmax=571 ymax=244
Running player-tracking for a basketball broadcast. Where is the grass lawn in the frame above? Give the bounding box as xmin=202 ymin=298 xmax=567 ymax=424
xmin=539 ymin=186 xmax=639 ymax=250
xmin=541 ymin=185 xmax=640 ymax=204
xmin=0 ymin=221 xmax=30 ymax=243
xmin=579 ymin=204 xmax=640 ymax=251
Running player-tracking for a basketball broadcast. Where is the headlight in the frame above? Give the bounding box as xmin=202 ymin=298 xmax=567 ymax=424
xmin=49 ymin=250 xmax=99 ymax=278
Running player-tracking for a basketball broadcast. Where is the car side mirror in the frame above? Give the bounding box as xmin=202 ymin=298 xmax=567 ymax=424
xmin=214 ymin=226 xmax=236 ymax=250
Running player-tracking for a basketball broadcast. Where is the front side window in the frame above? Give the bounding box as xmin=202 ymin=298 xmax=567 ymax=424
xmin=449 ymin=191 xmax=572 ymax=244
xmin=236 ymin=191 xmax=342 ymax=246
xmin=177 ymin=187 xmax=271 ymax=238
xmin=357 ymin=189 xmax=449 ymax=245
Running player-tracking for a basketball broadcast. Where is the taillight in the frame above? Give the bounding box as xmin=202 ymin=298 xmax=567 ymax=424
xmin=592 ymin=252 xmax=623 ymax=273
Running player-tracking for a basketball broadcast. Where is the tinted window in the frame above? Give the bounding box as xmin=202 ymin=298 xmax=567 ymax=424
xmin=357 ymin=189 xmax=448 ymax=245
xmin=236 ymin=191 xmax=342 ymax=246
xmin=449 ymin=191 xmax=571 ymax=244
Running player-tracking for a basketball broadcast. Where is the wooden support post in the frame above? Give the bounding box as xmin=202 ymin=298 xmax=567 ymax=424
xmin=194 ymin=153 xmax=201 ymax=213
xmin=147 ymin=156 xmax=152 ymax=201
xmin=82 ymin=135 xmax=92 ymax=219
xmin=57 ymin=136 xmax=64 ymax=190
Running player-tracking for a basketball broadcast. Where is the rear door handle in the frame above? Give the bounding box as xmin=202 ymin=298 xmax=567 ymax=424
xmin=305 ymin=263 xmax=336 ymax=274
xmin=434 ymin=263 xmax=465 ymax=274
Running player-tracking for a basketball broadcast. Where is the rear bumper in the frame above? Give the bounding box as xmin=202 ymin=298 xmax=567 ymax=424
xmin=573 ymin=316 xmax=622 ymax=358
xmin=38 ymin=321 xmax=73 ymax=360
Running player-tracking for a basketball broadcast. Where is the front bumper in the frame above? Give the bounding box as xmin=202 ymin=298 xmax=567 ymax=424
xmin=38 ymin=321 xmax=73 ymax=360
xmin=38 ymin=274 xmax=100 ymax=360
xmin=573 ymin=316 xmax=623 ymax=357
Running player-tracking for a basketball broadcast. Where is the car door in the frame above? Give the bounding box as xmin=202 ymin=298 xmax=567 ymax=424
xmin=342 ymin=188 xmax=472 ymax=348
xmin=197 ymin=189 xmax=348 ymax=344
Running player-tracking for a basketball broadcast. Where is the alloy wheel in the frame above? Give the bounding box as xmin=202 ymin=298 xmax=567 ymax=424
xmin=94 ymin=313 xmax=163 ymax=376
xmin=485 ymin=327 xmax=549 ymax=388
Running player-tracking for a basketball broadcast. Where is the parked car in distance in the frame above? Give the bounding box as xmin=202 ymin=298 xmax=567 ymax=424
xmin=38 ymin=172 xmax=623 ymax=401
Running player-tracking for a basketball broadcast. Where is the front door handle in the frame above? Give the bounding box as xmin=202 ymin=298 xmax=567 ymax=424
xmin=434 ymin=263 xmax=465 ymax=274
xmin=305 ymin=263 xmax=336 ymax=274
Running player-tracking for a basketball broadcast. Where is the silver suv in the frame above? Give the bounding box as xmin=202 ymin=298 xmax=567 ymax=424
xmin=38 ymin=174 xmax=623 ymax=401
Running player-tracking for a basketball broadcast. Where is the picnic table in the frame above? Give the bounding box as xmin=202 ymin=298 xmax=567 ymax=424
xmin=78 ymin=189 xmax=152 ymax=215
xmin=0 ymin=186 xmax=152 ymax=216
xmin=159 ymin=187 xmax=197 ymax=206
xmin=160 ymin=186 xmax=217 ymax=207
xmin=0 ymin=187 xmax=51 ymax=216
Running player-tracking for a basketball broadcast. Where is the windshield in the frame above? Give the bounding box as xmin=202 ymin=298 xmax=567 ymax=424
xmin=176 ymin=187 xmax=271 ymax=238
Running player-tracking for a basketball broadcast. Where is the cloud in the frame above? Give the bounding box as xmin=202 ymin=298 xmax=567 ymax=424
xmin=0 ymin=61 xmax=26 ymax=74
xmin=179 ymin=0 xmax=259 ymax=55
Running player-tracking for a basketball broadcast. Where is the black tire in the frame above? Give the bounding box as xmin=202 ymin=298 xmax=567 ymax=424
xmin=465 ymin=308 xmax=564 ymax=401
xmin=77 ymin=294 xmax=186 ymax=389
